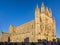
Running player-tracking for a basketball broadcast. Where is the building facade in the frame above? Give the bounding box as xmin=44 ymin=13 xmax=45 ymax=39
xmin=0 ymin=3 xmax=56 ymax=42
xmin=9 ymin=3 xmax=56 ymax=42
xmin=0 ymin=32 xmax=9 ymax=42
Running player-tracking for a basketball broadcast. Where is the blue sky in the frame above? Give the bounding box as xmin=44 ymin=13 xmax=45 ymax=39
xmin=0 ymin=0 xmax=60 ymax=38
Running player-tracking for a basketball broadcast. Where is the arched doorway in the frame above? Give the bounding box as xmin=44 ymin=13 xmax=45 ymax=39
xmin=24 ymin=37 xmax=29 ymax=43
xmin=8 ymin=37 xmax=10 ymax=42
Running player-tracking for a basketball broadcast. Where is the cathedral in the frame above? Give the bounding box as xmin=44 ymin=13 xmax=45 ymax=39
xmin=0 ymin=3 xmax=56 ymax=42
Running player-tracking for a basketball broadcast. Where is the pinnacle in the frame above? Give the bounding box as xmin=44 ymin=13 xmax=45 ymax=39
xmin=42 ymin=2 xmax=44 ymax=7
xmin=36 ymin=4 xmax=38 ymax=9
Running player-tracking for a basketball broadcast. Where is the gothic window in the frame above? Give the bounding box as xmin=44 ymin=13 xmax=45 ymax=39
xmin=40 ymin=17 xmax=42 ymax=22
xmin=48 ymin=25 xmax=51 ymax=30
xmin=38 ymin=32 xmax=41 ymax=34
xmin=45 ymin=24 xmax=51 ymax=30
xmin=32 ymin=25 xmax=33 ymax=29
xmin=40 ymin=24 xmax=44 ymax=30
xmin=45 ymin=24 xmax=47 ymax=30
xmin=46 ymin=34 xmax=48 ymax=36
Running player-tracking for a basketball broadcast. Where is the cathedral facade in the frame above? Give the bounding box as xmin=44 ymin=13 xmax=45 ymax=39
xmin=9 ymin=3 xmax=56 ymax=42
xmin=0 ymin=3 xmax=56 ymax=42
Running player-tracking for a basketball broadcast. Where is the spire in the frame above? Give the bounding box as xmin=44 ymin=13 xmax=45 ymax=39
xmin=35 ymin=4 xmax=40 ymax=15
xmin=41 ymin=2 xmax=45 ymax=13
xmin=35 ymin=4 xmax=39 ymax=11
xmin=49 ymin=8 xmax=52 ymax=13
xmin=42 ymin=2 xmax=44 ymax=7
xmin=45 ymin=6 xmax=50 ymax=16
xmin=36 ymin=4 xmax=38 ymax=9
xmin=49 ymin=8 xmax=52 ymax=17
xmin=9 ymin=24 xmax=14 ymax=33
xmin=46 ymin=6 xmax=49 ymax=12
